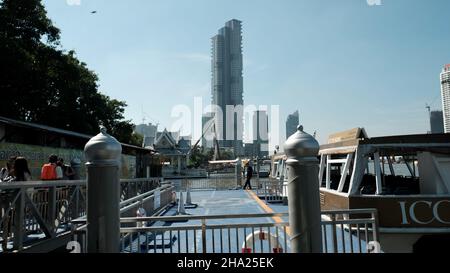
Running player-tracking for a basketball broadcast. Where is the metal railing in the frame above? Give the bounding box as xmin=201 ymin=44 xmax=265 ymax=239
xmin=321 ymin=209 xmax=380 ymax=253
xmin=171 ymin=174 xmax=240 ymax=192
xmin=119 ymin=213 xmax=290 ymax=254
xmin=254 ymin=178 xmax=287 ymax=204
xmin=102 ymin=208 xmax=381 ymax=254
xmin=0 ymin=177 xmax=162 ymax=252
xmin=168 ymin=174 xmax=273 ymax=193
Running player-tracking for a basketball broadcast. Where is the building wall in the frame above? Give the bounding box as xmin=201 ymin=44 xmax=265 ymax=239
xmin=253 ymin=111 xmax=269 ymax=157
xmin=441 ymin=66 xmax=450 ymax=133
xmin=135 ymin=123 xmax=158 ymax=147
xmin=430 ymin=111 xmax=445 ymax=134
xmin=286 ymin=110 xmax=300 ymax=139
xmin=0 ymin=142 xmax=137 ymax=179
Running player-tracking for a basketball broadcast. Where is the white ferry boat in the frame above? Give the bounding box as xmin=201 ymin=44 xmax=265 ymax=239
xmin=318 ymin=128 xmax=450 ymax=252
xmin=271 ymin=128 xmax=450 ymax=252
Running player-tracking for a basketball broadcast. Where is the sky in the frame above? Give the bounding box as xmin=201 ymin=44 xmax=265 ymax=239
xmin=42 ymin=0 xmax=450 ymax=148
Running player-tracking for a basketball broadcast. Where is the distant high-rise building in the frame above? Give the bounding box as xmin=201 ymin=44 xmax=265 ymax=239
xmin=135 ymin=123 xmax=158 ymax=147
xmin=211 ymin=19 xmax=244 ymax=156
xmin=286 ymin=110 xmax=299 ymax=139
xmin=244 ymin=143 xmax=256 ymax=158
xmin=441 ymin=64 xmax=450 ymax=133
xmin=201 ymin=112 xmax=215 ymax=149
xmin=253 ymin=110 xmax=269 ymax=158
xmin=430 ymin=110 xmax=444 ymax=134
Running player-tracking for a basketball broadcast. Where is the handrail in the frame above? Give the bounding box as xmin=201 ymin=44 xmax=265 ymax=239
xmin=0 ymin=177 xmax=163 ymax=190
xmin=120 ymin=222 xmax=290 ymax=233
xmin=73 ymin=209 xmax=379 ymax=225
xmin=119 ymin=184 xmax=171 ymax=207
xmin=119 ymin=209 xmax=379 ymax=223
xmin=121 ymin=212 xmax=289 ymax=223
xmin=321 ymin=209 xmax=377 ymax=215
xmin=0 ymin=180 xmax=86 ymax=190
xmin=119 ymin=186 xmax=174 ymax=214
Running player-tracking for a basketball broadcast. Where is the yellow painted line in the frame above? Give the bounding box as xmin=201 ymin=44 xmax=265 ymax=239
xmin=246 ymin=190 xmax=292 ymax=236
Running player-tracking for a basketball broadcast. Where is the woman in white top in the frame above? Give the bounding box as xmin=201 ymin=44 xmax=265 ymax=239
xmin=0 ymin=156 xmax=16 ymax=182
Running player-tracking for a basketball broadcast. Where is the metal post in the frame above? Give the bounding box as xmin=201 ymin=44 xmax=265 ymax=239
xmin=256 ymin=158 xmax=260 ymax=188
xmin=48 ymin=186 xmax=56 ymax=230
xmin=84 ymin=126 xmax=122 ymax=253
xmin=12 ymin=189 xmax=25 ymax=251
xmin=235 ymin=158 xmax=242 ymax=188
xmin=284 ymin=125 xmax=323 ymax=253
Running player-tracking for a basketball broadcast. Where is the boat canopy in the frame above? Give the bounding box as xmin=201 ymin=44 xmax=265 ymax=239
xmin=320 ymin=128 xmax=450 ymax=156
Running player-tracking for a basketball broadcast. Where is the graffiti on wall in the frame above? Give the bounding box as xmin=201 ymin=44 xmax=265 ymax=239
xmin=0 ymin=142 xmax=136 ymax=179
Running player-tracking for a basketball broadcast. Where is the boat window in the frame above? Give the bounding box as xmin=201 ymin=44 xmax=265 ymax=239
xmin=360 ymin=155 xmax=420 ymax=195
xmin=319 ymin=153 xmax=354 ymax=193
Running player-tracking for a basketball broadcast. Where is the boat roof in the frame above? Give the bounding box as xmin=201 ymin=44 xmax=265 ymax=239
xmin=320 ymin=128 xmax=450 ymax=155
xmin=271 ymin=154 xmax=287 ymax=161
xmin=208 ymin=159 xmax=239 ymax=164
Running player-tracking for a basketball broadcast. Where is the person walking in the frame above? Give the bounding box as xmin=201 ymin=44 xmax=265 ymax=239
xmin=243 ymin=162 xmax=253 ymax=190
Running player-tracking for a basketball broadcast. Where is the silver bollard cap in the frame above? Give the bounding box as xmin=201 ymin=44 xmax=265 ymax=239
xmin=84 ymin=126 xmax=122 ymax=165
xmin=284 ymin=125 xmax=319 ymax=160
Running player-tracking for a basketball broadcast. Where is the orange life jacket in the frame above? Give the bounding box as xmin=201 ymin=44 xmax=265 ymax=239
xmin=41 ymin=163 xmax=57 ymax=180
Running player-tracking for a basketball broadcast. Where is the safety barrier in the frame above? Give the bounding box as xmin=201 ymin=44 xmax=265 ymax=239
xmin=0 ymin=178 xmax=162 ymax=252
xmin=109 ymin=208 xmax=381 ymax=253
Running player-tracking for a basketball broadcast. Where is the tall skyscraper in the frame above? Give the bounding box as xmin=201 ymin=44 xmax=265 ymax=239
xmin=441 ymin=64 xmax=450 ymax=133
xmin=286 ymin=110 xmax=299 ymax=139
xmin=253 ymin=110 xmax=269 ymax=158
xmin=211 ymin=19 xmax=244 ymax=156
xmin=430 ymin=110 xmax=444 ymax=134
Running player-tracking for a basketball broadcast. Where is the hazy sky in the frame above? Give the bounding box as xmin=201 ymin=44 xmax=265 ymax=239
xmin=43 ymin=0 xmax=450 ymax=147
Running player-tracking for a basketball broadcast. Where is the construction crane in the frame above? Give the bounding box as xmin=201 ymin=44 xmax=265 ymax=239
xmin=188 ymin=118 xmax=221 ymax=160
xmin=212 ymin=123 xmax=221 ymax=161
xmin=426 ymin=103 xmax=432 ymax=134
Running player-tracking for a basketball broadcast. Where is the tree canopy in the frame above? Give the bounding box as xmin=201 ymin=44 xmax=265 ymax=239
xmin=0 ymin=0 xmax=142 ymax=146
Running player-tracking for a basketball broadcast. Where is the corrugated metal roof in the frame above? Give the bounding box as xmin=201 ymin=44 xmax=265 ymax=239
xmin=0 ymin=116 xmax=153 ymax=153
xmin=0 ymin=116 xmax=92 ymax=139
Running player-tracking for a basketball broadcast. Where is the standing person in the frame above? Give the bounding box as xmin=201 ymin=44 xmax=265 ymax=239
xmin=0 ymin=156 xmax=16 ymax=182
xmin=11 ymin=157 xmax=32 ymax=182
xmin=41 ymin=154 xmax=63 ymax=181
xmin=58 ymin=158 xmax=75 ymax=180
xmin=1 ymin=156 xmax=16 ymax=250
xmin=243 ymin=162 xmax=253 ymax=190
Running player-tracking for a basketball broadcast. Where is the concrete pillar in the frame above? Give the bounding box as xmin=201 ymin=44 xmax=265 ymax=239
xmin=284 ymin=125 xmax=322 ymax=253
xmin=84 ymin=126 xmax=122 ymax=253
xmin=177 ymin=156 xmax=181 ymax=174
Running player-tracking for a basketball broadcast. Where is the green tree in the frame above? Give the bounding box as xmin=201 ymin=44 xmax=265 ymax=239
xmin=0 ymin=0 xmax=139 ymax=145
